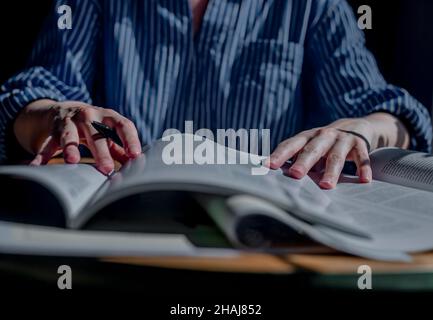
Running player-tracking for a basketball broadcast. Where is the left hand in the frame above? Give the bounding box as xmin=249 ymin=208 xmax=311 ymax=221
xmin=268 ymin=117 xmax=375 ymax=189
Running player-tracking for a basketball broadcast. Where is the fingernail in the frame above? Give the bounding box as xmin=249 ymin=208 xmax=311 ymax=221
xmin=64 ymin=146 xmax=80 ymax=164
xmin=271 ymin=160 xmax=281 ymax=168
xmin=65 ymin=154 xmax=79 ymax=164
xmin=30 ymin=155 xmax=42 ymax=166
xmin=319 ymin=179 xmax=334 ymax=189
xmin=128 ymin=144 xmax=141 ymax=156
xmin=267 ymin=157 xmax=279 ymax=169
xmin=288 ymin=165 xmax=305 ymax=179
xmin=263 ymin=158 xmax=271 ymax=168
xmin=361 ymin=167 xmax=372 ymax=182
xmin=98 ymin=162 xmax=114 ymax=175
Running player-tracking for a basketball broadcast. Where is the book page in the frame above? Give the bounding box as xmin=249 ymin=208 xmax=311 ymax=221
xmin=77 ymin=134 xmax=368 ymax=237
xmin=323 ymin=175 xmax=433 ymax=253
xmin=200 ymin=194 xmax=409 ymax=261
xmin=370 ymin=147 xmax=433 ymax=192
xmin=0 ymin=164 xmax=107 ymax=226
xmin=0 ymin=220 xmax=199 ymax=257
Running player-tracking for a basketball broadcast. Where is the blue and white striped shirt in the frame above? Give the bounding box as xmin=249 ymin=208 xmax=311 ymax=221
xmin=0 ymin=0 xmax=431 ymax=162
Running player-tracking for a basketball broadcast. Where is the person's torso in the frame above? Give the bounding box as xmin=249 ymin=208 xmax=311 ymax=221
xmin=96 ymin=0 xmax=321 ymax=149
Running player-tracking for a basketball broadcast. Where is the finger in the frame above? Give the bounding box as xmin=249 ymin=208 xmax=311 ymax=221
xmin=60 ymin=117 xmax=81 ymax=164
xmin=289 ymin=128 xmax=338 ymax=179
xmin=30 ymin=136 xmax=59 ymax=166
xmin=78 ymin=121 xmax=115 ymax=175
xmin=108 ymin=140 xmax=130 ymax=164
xmin=102 ymin=113 xmax=141 ymax=157
xmin=352 ymin=142 xmax=372 ymax=183
xmin=319 ymin=136 xmax=354 ymax=189
xmin=267 ymin=130 xmax=315 ymax=169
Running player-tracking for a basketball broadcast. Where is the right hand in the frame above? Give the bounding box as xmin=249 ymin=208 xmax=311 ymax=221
xmin=14 ymin=99 xmax=142 ymax=174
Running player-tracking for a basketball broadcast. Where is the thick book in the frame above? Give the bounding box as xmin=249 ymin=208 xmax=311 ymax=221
xmin=1 ymin=134 xmax=433 ymax=261
xmin=199 ymin=146 xmax=433 ymax=261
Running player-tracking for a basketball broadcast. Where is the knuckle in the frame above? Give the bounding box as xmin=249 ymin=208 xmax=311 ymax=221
xmin=301 ymin=144 xmax=318 ymax=156
xmin=60 ymin=130 xmax=71 ymax=141
xmin=355 ymin=141 xmax=369 ymax=154
xmin=278 ymin=139 xmax=292 ymax=149
xmin=104 ymin=109 xmax=120 ymax=118
xmin=80 ymin=107 xmax=94 ymax=120
xmin=328 ymin=152 xmax=344 ymax=165
xmin=336 ymin=131 xmax=352 ymax=141
xmin=117 ymin=118 xmax=129 ymax=128
xmin=297 ymin=130 xmax=310 ymax=138
xmin=302 ymin=128 xmax=316 ymax=137
xmin=318 ymin=127 xmax=336 ymax=137
xmin=118 ymin=117 xmax=135 ymax=129
xmin=63 ymin=116 xmax=74 ymax=127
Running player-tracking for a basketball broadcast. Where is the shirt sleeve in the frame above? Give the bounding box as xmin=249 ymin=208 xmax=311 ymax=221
xmin=0 ymin=0 xmax=101 ymax=163
xmin=304 ymin=0 xmax=432 ymax=152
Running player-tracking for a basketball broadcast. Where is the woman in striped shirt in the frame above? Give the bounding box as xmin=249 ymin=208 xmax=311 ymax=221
xmin=1 ymin=0 xmax=431 ymax=189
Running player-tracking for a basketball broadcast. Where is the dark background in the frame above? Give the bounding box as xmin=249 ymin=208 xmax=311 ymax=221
xmin=0 ymin=0 xmax=433 ymax=112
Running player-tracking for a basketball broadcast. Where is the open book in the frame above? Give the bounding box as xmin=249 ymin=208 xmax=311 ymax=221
xmin=198 ymin=147 xmax=433 ymax=261
xmin=1 ymin=135 xmax=433 ymax=261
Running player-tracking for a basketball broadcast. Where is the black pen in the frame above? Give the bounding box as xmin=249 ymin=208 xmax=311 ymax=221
xmin=91 ymin=121 xmax=123 ymax=147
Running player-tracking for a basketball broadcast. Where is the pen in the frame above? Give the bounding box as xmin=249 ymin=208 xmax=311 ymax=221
xmin=91 ymin=121 xmax=123 ymax=147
